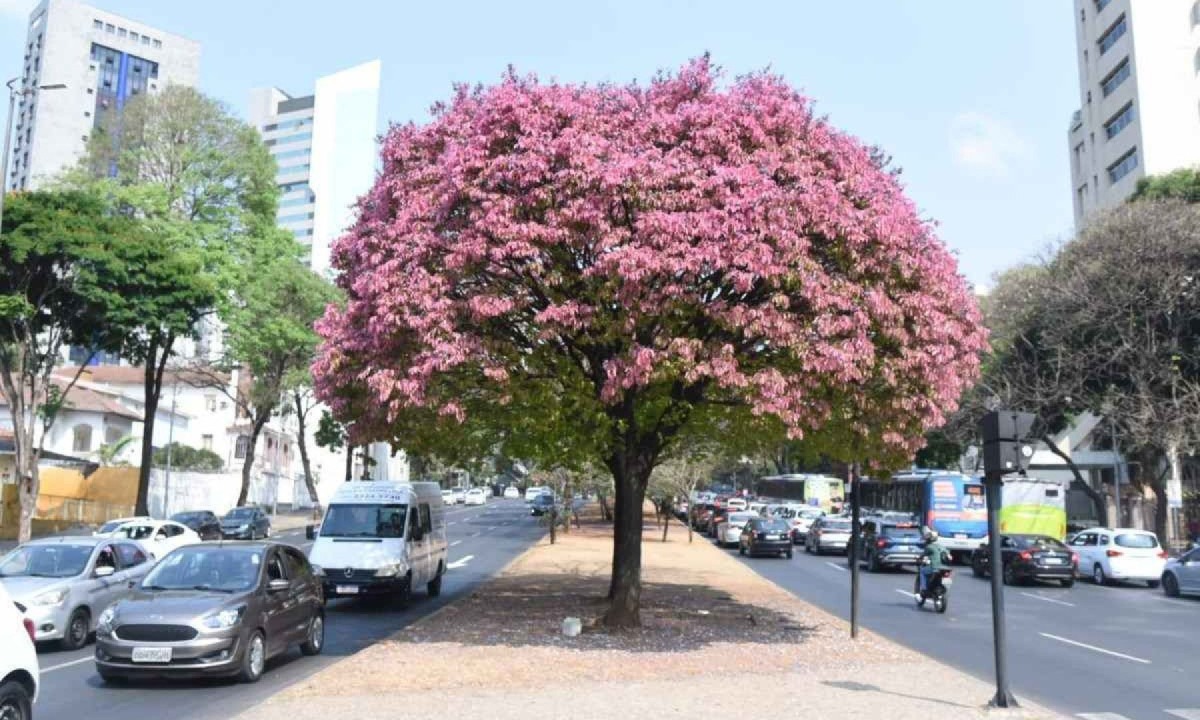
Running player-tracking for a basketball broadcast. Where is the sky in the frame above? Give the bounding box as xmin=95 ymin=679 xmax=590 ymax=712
xmin=0 ymin=0 xmax=1080 ymax=288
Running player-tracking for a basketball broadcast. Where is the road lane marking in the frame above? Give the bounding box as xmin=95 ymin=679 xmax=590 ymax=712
xmin=825 ymin=562 xmax=846 ymax=572
xmin=1020 ymin=592 xmax=1075 ymax=607
xmin=1040 ymin=633 xmax=1151 ymax=664
xmin=1077 ymin=714 xmax=1133 ymax=720
xmin=894 ymin=589 xmax=917 ymax=599
xmin=1167 ymin=711 xmax=1200 ymax=720
xmin=448 ymin=522 xmax=457 ymax=526
xmin=43 ymin=656 xmax=93 ymax=673
xmin=450 ymin=540 xmax=462 ymax=547
xmin=487 ymin=526 xmax=496 ymax=531
xmin=447 ymin=555 xmax=474 ymax=569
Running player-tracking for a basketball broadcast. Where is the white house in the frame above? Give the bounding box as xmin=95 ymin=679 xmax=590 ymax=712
xmin=0 ymin=378 xmax=141 ymax=466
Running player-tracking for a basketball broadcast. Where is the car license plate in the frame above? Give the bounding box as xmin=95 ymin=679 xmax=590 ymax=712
xmin=1044 ymin=558 xmax=1063 ymax=565
xmin=131 ymin=647 xmax=172 ymax=663
xmin=336 ymin=585 xmax=359 ymax=595
xmin=954 ymin=533 xmax=967 ymax=539
xmin=778 ymin=534 xmax=790 ymax=540
xmin=941 ymin=577 xmax=953 ymax=586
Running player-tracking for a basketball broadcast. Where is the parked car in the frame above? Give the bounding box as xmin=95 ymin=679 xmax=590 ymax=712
xmin=93 ymin=516 xmax=152 ymax=538
xmin=113 ymin=520 xmax=201 ymax=560
xmin=530 ymin=494 xmax=556 ymax=516
xmin=715 ymin=512 xmax=758 ymax=548
xmin=805 ymin=516 xmax=853 ymax=555
xmin=1161 ymin=545 xmax=1200 ymax=597
xmin=0 ymin=582 xmax=38 ymax=720
xmin=465 ymin=488 xmax=487 ymax=506
xmin=94 ymin=542 xmax=324 ymax=684
xmin=0 ymin=536 xmax=154 ymax=650
xmin=503 ymin=486 xmax=521 ymax=499
xmin=690 ymin=503 xmax=716 ymax=530
xmin=220 ymin=507 xmax=271 ymax=540
xmin=1068 ymin=528 xmax=1167 ymax=587
xmin=971 ymin=534 xmax=1077 ymax=587
xmin=739 ymin=517 xmax=794 ymax=558
xmin=170 ymin=511 xmax=222 ymax=541
xmin=859 ymin=522 xmax=924 ymax=572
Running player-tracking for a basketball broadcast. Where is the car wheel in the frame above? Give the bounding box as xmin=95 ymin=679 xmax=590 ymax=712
xmin=427 ymin=565 xmax=444 ymax=597
xmin=299 ymin=613 xmax=324 ymax=656
xmin=0 ymin=679 xmax=33 ymax=720
xmin=971 ymin=558 xmax=985 ymax=578
xmin=1163 ymin=573 xmax=1180 ymax=597
xmin=1146 ymin=579 xmax=1160 ymax=589
xmin=61 ymin=607 xmax=90 ymax=651
xmin=1002 ymin=563 xmax=1016 ymax=586
xmin=786 ymin=549 xmax=793 ymax=559
xmin=238 ymin=631 xmax=267 ymax=683
xmin=1092 ymin=564 xmax=1107 ymax=586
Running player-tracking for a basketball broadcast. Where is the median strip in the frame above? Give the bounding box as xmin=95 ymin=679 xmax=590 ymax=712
xmin=1040 ymin=632 xmax=1151 ymax=664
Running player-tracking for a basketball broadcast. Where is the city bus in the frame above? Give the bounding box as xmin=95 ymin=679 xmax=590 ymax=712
xmin=756 ymin=474 xmax=845 ymax=512
xmin=858 ymin=471 xmax=988 ymax=560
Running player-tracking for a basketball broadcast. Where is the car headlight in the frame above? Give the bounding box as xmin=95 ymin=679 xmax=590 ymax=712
xmin=32 ymin=588 xmax=68 ymax=607
xmin=238 ymin=524 xmax=249 ymax=531
xmin=374 ymin=563 xmax=404 ymax=578
xmin=201 ymin=605 xmax=246 ymax=630
xmin=98 ymin=605 xmax=118 ymax=635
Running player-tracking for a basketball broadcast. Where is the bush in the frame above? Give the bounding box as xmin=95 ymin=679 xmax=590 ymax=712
xmin=152 ymin=442 xmax=223 ymax=472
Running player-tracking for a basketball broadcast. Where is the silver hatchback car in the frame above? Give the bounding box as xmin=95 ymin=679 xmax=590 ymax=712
xmin=0 ymin=536 xmax=154 ymax=649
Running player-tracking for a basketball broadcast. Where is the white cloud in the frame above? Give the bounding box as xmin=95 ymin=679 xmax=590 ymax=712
xmin=0 ymin=0 xmax=32 ymax=16
xmin=948 ymin=111 xmax=1032 ymax=178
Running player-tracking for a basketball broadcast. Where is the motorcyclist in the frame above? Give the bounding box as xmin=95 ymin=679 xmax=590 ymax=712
xmin=917 ymin=527 xmax=950 ymax=596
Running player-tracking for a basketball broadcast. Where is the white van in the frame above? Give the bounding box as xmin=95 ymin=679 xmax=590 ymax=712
xmin=525 ymin=486 xmax=546 ymax=502
xmin=309 ymin=482 xmax=448 ymax=602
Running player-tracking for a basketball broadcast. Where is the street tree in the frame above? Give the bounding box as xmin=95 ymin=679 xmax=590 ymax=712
xmin=315 ymin=410 xmax=353 ymax=482
xmin=69 ymin=86 xmax=278 ymax=515
xmin=649 ymin=453 xmax=718 ymax=543
xmin=313 ymin=58 xmax=986 ymax=627
xmin=0 ymin=191 xmax=130 ymax=541
xmin=1131 ymin=168 xmax=1200 ymax=204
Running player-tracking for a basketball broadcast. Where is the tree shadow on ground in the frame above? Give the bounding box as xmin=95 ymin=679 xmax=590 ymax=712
xmin=822 ymin=680 xmax=976 ymax=710
xmin=400 ymin=571 xmax=817 ymax=653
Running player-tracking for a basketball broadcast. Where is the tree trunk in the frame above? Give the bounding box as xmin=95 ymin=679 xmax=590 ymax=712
xmin=661 ymin=500 xmax=670 ymax=543
xmin=15 ymin=426 xmax=37 ymax=544
xmin=237 ymin=411 xmax=271 ymax=506
xmin=294 ymin=391 xmax=318 ymax=503
xmin=1040 ymin=433 xmax=1107 ymax=527
xmin=598 ymin=494 xmax=611 ymax=522
xmin=343 ymin=444 xmax=353 ymax=482
xmin=136 ymin=345 xmax=168 ymax=517
xmin=549 ymin=508 xmax=557 ymax=545
xmin=603 ymin=453 xmax=651 ymax=629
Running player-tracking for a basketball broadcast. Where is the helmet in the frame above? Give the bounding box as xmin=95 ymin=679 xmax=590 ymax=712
xmin=923 ymin=526 xmax=938 ymax=542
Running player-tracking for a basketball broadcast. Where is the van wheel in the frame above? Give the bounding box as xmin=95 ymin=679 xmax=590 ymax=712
xmin=0 ymin=679 xmax=33 ymax=720
xmin=427 ymin=565 xmax=443 ymax=597
xmin=397 ymin=573 xmax=413 ymax=605
xmin=61 ymin=608 xmax=90 ymax=651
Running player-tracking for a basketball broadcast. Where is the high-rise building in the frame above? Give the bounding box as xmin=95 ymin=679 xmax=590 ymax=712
xmin=1067 ymin=0 xmax=1200 ymax=222
xmin=7 ymin=0 xmax=200 ymax=192
xmin=248 ymin=60 xmax=381 ymax=276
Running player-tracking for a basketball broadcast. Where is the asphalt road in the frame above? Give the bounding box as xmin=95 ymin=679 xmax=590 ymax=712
xmin=30 ymin=498 xmax=543 ymax=720
xmin=723 ymin=532 xmax=1200 ymax=720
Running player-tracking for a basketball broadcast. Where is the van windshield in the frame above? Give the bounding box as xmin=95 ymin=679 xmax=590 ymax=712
xmin=321 ymin=504 xmax=409 ymax=538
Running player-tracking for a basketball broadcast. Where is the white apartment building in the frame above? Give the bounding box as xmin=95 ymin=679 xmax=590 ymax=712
xmin=1067 ymin=0 xmax=1200 ymax=222
xmin=7 ymin=0 xmax=200 ymax=192
xmin=248 ymin=60 xmax=381 ymax=276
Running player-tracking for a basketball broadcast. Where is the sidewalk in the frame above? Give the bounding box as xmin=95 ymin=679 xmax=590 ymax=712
xmin=240 ymin=511 xmax=1065 ymax=720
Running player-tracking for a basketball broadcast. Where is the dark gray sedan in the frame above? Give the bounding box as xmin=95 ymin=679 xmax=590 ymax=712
xmin=94 ymin=542 xmax=324 ymax=683
xmin=220 ymin=507 xmax=271 ymax=540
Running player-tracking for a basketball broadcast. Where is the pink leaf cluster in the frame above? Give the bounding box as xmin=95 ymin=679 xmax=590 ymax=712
xmin=313 ymin=57 xmax=987 ymax=457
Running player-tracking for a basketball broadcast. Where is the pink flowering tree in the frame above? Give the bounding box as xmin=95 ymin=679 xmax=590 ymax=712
xmin=314 ymin=58 xmax=987 ymax=628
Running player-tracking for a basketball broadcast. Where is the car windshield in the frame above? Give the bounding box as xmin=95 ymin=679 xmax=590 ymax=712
xmin=728 ymin=513 xmax=756 ymax=523
xmin=0 ymin=544 xmax=93 ymax=578
xmin=1020 ymin=536 xmax=1068 ymax=550
xmin=823 ymin=520 xmax=852 ymax=532
xmin=142 ymin=546 xmax=261 ymax=592
xmin=320 ymin=503 xmax=409 ymax=538
xmin=225 ymin=508 xmax=256 ymax=520
xmin=763 ymin=519 xmax=791 ymax=532
xmin=172 ymin=512 xmax=203 ymax=522
xmin=118 ymin=524 xmax=159 ymax=540
xmin=1114 ymin=533 xmax=1158 ymax=549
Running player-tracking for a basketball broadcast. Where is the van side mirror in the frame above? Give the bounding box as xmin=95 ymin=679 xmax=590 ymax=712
xmin=305 ymin=524 xmax=317 ymax=540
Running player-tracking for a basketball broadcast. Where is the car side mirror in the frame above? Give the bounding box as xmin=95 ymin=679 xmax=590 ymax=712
xmin=268 ymin=578 xmax=290 ymax=593
xmin=95 ymin=565 xmax=115 ymax=578
xmin=305 ymin=524 xmax=317 ymax=540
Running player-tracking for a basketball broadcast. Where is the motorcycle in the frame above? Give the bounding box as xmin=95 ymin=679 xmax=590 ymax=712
xmin=914 ymin=559 xmax=952 ymax=614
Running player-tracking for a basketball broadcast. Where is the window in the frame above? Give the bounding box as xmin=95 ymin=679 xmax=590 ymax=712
xmin=279 ymin=194 xmax=315 ymax=209
xmin=407 ymin=507 xmax=422 ymax=539
xmin=130 ymin=32 xmax=138 ymax=42
xmin=282 ymin=548 xmax=309 ymax=580
xmin=1101 ymin=58 xmax=1131 ymax=97
xmin=1098 ymin=15 xmax=1127 ymax=55
xmin=1073 ymin=142 xmax=1085 ymax=173
xmin=267 ymin=553 xmax=287 ymax=582
xmin=141 ymin=36 xmax=150 ymax=46
xmin=201 ymin=434 xmax=213 ymax=452
xmin=205 ymin=394 xmax=217 ymax=412
xmin=1104 ymin=102 xmax=1135 ymax=139
xmin=115 ymin=543 xmax=148 ymax=568
xmin=1095 ymin=0 xmax=1112 ymax=11
xmin=419 ymin=504 xmax=432 ymax=533
xmin=279 ymin=211 xmax=315 ymax=224
xmin=1193 ymin=1 xmax=1200 ymax=26
xmin=93 ymin=19 xmax=103 ymax=29
xmin=1107 ymin=147 xmax=1138 ymax=183
xmin=153 ymin=39 xmax=162 ymax=48
xmin=234 ymin=435 xmax=250 ymax=459
xmin=117 ymin=27 xmax=126 ymax=38
xmin=270 ymin=147 xmax=311 ymax=162
xmin=105 ymin=23 xmax=114 ymax=33
xmin=72 ymin=424 xmax=93 ymax=453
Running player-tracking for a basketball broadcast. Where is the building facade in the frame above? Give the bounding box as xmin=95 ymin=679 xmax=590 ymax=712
xmin=1067 ymin=0 xmax=1200 ymax=222
xmin=248 ymin=60 xmax=381 ymax=276
xmin=7 ymin=0 xmax=200 ymax=192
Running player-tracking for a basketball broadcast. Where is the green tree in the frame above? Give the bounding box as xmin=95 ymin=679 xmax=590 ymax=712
xmin=68 ymin=86 xmax=278 ymax=516
xmin=152 ymin=442 xmax=223 ymax=472
xmin=1131 ymin=168 xmax=1200 ymax=204
xmin=315 ymin=409 xmax=352 ymax=483
xmin=0 ymin=191 xmax=131 ymax=541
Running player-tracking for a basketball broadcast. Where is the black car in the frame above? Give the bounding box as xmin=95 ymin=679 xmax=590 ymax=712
xmin=859 ymin=522 xmax=924 ymax=572
xmin=95 ymin=542 xmax=324 ymax=683
xmin=171 ymin=511 xmax=222 ymax=541
xmin=971 ymin=534 xmax=1077 ymax=587
xmin=739 ymin=518 xmax=794 ymax=558
xmin=220 ymin=507 xmax=271 ymax=540
xmin=530 ymin=494 xmax=556 ymax=516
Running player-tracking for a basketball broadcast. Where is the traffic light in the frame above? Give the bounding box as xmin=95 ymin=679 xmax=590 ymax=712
xmin=979 ymin=411 xmax=1036 ymax=477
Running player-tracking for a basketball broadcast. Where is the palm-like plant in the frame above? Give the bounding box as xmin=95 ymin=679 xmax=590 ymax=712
xmin=98 ymin=435 xmax=135 ymax=467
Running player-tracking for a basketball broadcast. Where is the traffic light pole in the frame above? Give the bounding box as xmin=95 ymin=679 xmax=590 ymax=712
xmin=983 ymin=473 xmax=1017 ymax=708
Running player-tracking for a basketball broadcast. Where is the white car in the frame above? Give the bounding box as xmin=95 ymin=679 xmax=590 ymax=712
xmin=503 ymin=486 xmax=521 ymax=499
xmin=112 ymin=520 xmax=201 ymax=560
xmin=1068 ymin=527 xmax=1168 ymax=587
xmin=780 ymin=506 xmax=824 ymax=544
xmin=725 ymin=498 xmax=748 ymax=512
xmin=441 ymin=489 xmax=454 ymax=504
xmin=450 ymin=487 xmax=467 ymax=504
xmin=715 ymin=511 xmax=758 ymax=548
xmin=465 ymin=488 xmax=487 ymax=506
xmin=93 ymin=516 xmax=152 ymax=538
xmin=525 ymin=487 xmax=545 ymax=502
xmin=0 ymin=582 xmax=38 ymax=719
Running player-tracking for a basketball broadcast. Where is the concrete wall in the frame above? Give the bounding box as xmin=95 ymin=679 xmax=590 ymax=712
xmin=147 ymin=468 xmax=280 ymax=519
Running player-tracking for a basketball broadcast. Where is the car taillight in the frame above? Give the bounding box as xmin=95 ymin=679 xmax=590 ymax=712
xmin=1071 ymin=552 xmax=1079 ymax=566
xmin=23 ymin=617 xmax=34 ymax=643
xmin=1157 ymin=550 xmax=1169 ymax=559
xmin=1106 ymin=549 xmax=1122 ymax=558
xmin=1018 ymin=551 xmax=1032 ymax=561
xmin=875 ymin=539 xmax=887 ymax=548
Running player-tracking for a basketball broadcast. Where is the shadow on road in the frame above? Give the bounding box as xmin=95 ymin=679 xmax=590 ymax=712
xmin=822 ymin=680 xmax=976 ymax=709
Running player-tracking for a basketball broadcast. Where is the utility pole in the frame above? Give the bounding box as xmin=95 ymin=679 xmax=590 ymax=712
xmin=980 ymin=410 xmax=1036 ymax=709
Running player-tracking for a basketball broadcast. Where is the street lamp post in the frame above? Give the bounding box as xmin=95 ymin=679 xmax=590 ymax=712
xmin=0 ymin=78 xmax=66 ymax=234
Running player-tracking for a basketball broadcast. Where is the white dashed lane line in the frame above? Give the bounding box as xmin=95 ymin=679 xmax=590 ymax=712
xmin=1040 ymin=632 xmax=1151 ymax=664
xmin=42 ymin=656 xmax=93 ymax=673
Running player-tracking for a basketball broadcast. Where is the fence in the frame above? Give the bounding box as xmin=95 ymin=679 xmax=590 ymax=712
xmin=36 ymin=495 xmax=135 ymax=524
xmin=147 ymin=469 xmax=282 ymax=518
